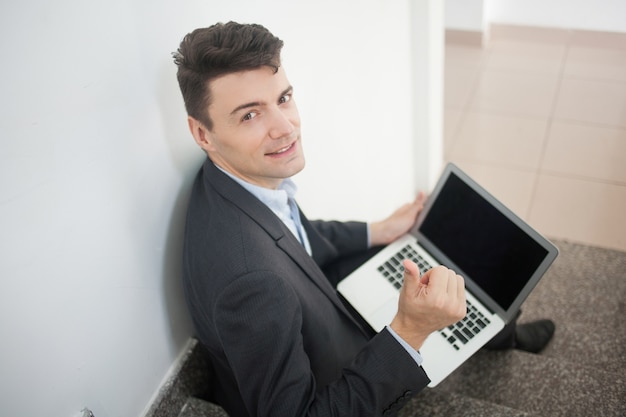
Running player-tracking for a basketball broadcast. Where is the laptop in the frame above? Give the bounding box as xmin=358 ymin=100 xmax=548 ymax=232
xmin=337 ymin=163 xmax=559 ymax=386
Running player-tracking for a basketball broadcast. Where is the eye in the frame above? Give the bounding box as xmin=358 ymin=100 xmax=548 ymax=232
xmin=279 ymin=93 xmax=292 ymax=104
xmin=242 ymin=112 xmax=257 ymax=122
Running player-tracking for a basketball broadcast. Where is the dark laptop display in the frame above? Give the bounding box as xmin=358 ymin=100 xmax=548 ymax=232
xmin=416 ymin=169 xmax=556 ymax=322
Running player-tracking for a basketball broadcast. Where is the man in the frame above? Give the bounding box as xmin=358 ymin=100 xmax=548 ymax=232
xmin=174 ymin=22 xmax=553 ymax=417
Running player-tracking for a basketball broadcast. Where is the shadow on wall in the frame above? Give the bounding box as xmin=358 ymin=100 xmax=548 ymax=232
xmin=157 ymin=58 xmax=206 ymax=353
xmin=161 ymin=181 xmax=196 ymax=352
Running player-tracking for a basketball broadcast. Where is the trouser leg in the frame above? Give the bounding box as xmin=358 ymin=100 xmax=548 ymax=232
xmin=483 ymin=310 xmax=521 ymax=350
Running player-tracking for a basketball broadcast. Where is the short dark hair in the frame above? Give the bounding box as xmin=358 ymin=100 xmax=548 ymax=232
xmin=173 ymin=22 xmax=284 ymax=130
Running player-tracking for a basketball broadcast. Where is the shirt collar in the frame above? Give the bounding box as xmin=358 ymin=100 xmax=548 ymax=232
xmin=215 ymin=165 xmax=298 ymax=212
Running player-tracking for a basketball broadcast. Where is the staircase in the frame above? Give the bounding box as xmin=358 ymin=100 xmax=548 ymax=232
xmin=146 ymin=240 xmax=626 ymax=417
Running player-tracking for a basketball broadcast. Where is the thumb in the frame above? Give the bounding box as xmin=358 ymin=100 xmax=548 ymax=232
xmin=402 ymin=259 xmax=429 ymax=299
xmin=402 ymin=259 xmax=421 ymax=288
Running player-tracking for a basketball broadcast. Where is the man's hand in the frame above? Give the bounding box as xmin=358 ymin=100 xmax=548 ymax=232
xmin=390 ymin=260 xmax=466 ymax=351
xmin=369 ymin=192 xmax=427 ymax=247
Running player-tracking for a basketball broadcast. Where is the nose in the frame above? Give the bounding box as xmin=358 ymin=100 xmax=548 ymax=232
xmin=268 ymin=107 xmax=297 ymax=140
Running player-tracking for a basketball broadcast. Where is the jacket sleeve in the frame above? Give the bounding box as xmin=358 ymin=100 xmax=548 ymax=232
xmin=304 ymin=218 xmax=369 ymax=265
xmin=213 ymin=270 xmax=430 ymax=417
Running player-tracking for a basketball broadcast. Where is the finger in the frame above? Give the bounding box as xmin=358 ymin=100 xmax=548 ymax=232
xmin=413 ymin=194 xmax=425 ymax=212
xmin=402 ymin=259 xmax=420 ymax=286
xmin=456 ymin=275 xmax=467 ymax=317
xmin=445 ymin=270 xmax=464 ymax=303
xmin=415 ymin=191 xmax=427 ymax=206
xmin=403 ymin=259 xmax=428 ymax=296
xmin=422 ymin=265 xmax=448 ymax=293
xmin=403 ymin=200 xmax=421 ymax=218
xmin=445 ymin=269 xmax=459 ymax=294
xmin=456 ymin=274 xmax=466 ymax=306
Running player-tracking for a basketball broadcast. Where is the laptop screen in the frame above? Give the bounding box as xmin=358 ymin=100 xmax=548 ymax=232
xmin=418 ymin=170 xmax=549 ymax=313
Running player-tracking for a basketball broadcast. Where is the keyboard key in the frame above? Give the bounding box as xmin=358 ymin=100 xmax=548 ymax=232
xmin=453 ymin=329 xmax=468 ymax=344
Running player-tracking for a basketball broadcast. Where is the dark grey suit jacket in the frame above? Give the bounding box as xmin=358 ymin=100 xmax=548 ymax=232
xmin=182 ymin=158 xmax=430 ymax=417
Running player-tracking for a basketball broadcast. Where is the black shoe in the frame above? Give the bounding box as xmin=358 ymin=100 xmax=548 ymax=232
xmin=514 ymin=319 xmax=555 ymax=353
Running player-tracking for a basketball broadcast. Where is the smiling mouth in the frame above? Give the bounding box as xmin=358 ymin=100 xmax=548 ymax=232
xmin=266 ymin=142 xmax=295 ymax=156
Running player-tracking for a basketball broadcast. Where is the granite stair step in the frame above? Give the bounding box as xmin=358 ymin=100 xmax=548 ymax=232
xmin=400 ymin=388 xmax=531 ymax=417
xmin=178 ymin=397 xmax=228 ymax=417
xmin=178 ymin=393 xmax=529 ymax=417
xmin=176 ymin=349 xmax=626 ymax=417
xmin=433 ymin=349 xmax=626 ymax=417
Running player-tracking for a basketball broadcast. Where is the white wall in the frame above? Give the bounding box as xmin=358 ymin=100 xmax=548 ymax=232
xmin=446 ymin=0 xmax=626 ymax=34
xmin=285 ymin=1 xmax=419 ymax=221
xmin=0 ymin=1 xmax=419 ymax=416
xmin=488 ymin=0 xmax=626 ymax=33
xmin=0 ymin=1 xmax=200 ymax=416
xmin=445 ymin=0 xmax=486 ymax=32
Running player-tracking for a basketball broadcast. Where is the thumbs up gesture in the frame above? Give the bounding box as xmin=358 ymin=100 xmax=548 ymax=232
xmin=390 ymin=260 xmax=467 ymax=350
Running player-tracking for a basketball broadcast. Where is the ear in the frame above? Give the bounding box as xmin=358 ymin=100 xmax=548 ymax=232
xmin=188 ymin=116 xmax=215 ymax=153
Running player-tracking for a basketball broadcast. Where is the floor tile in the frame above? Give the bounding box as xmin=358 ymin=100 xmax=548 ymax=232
xmin=563 ymin=47 xmax=626 ymax=82
xmin=554 ymin=78 xmax=626 ymax=128
xmin=445 ymin=67 xmax=480 ymax=109
xmin=528 ymin=175 xmax=626 ymax=251
xmin=542 ymin=121 xmax=626 ymax=183
xmin=450 ymin=112 xmax=549 ymax=170
xmin=569 ymin=30 xmax=626 ymax=51
xmin=469 ymin=71 xmax=560 ymax=118
xmin=490 ymin=24 xmax=571 ymax=45
xmin=485 ymin=40 xmax=566 ymax=75
xmin=444 ymin=107 xmax=465 ymax=154
xmin=445 ymin=44 xmax=487 ymax=70
xmin=564 ymin=47 xmax=626 ymax=82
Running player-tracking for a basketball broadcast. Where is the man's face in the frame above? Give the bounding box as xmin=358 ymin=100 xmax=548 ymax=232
xmin=190 ymin=66 xmax=304 ymax=189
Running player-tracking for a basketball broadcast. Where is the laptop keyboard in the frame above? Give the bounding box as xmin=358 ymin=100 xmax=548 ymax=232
xmin=440 ymin=299 xmax=491 ymax=350
xmin=376 ymin=244 xmax=491 ymax=351
xmin=377 ymin=245 xmax=431 ymax=288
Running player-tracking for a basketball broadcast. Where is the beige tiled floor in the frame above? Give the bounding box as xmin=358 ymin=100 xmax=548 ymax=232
xmin=444 ymin=25 xmax=626 ymax=252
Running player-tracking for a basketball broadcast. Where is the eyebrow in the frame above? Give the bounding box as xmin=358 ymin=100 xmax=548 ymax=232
xmin=229 ymin=86 xmax=293 ymax=116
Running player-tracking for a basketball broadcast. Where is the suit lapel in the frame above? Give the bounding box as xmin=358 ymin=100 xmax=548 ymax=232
xmin=273 ymin=230 xmax=371 ymax=336
xmin=203 ymin=159 xmax=369 ymax=335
